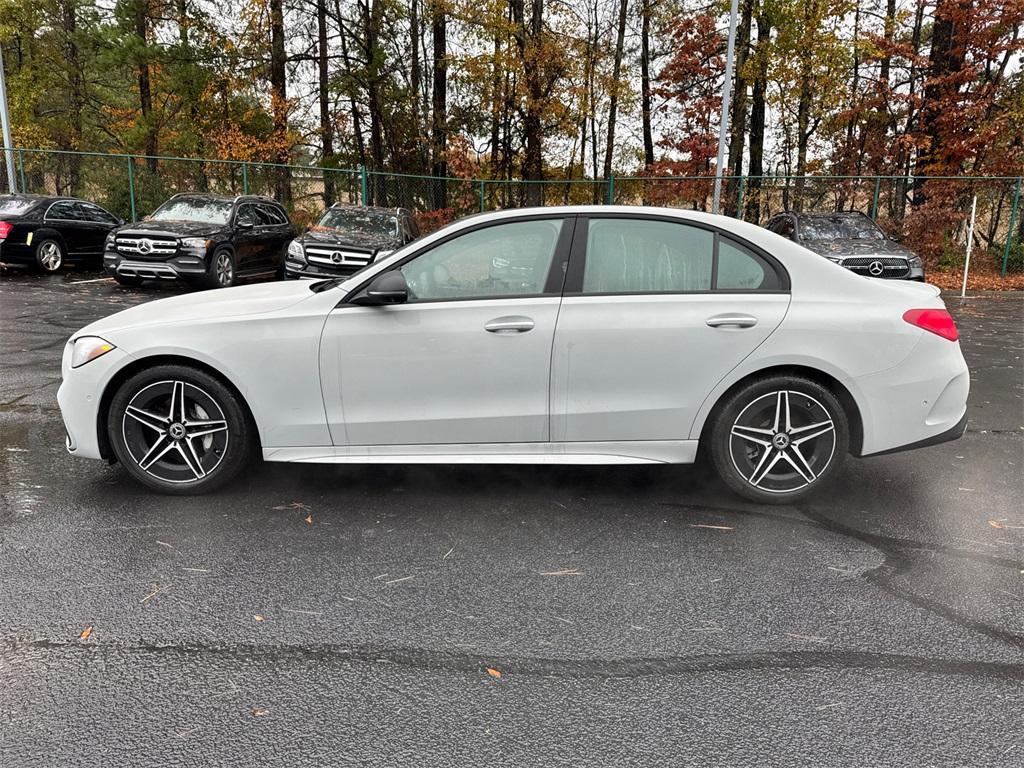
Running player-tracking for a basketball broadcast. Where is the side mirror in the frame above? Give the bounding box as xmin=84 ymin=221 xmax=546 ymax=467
xmin=117 ymin=218 xmax=125 ymax=226
xmin=353 ymin=270 xmax=408 ymax=305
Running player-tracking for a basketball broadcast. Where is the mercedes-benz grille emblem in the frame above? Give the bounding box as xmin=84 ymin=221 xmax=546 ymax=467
xmin=331 ymin=251 xmax=343 ymax=264
xmin=868 ymin=260 xmax=885 ymax=276
xmin=138 ymin=238 xmax=153 ymax=254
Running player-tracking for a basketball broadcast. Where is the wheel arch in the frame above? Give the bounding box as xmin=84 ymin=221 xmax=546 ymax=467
xmin=33 ymin=227 xmax=69 ymax=253
xmin=96 ymin=354 xmax=261 ymax=461
xmin=697 ymin=364 xmax=865 ymax=456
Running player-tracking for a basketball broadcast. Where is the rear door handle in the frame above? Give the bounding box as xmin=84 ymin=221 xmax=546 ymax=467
xmin=706 ymin=313 xmax=758 ymax=329
xmin=485 ymin=316 xmax=535 ymax=333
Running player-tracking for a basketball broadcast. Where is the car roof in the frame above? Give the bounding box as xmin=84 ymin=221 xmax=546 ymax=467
xmin=167 ymin=193 xmax=281 ymax=205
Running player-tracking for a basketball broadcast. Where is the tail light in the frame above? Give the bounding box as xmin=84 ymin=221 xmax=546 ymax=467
xmin=0 ymin=222 xmax=11 ymax=240
xmin=903 ymin=308 xmax=958 ymax=341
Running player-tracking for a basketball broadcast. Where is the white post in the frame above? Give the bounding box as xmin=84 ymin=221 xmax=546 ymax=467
xmin=712 ymin=0 xmax=740 ymax=216
xmin=960 ymin=194 xmax=977 ymax=298
xmin=0 ymin=43 xmax=17 ymax=193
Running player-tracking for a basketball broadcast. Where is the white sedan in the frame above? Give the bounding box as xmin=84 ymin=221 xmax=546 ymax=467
xmin=57 ymin=206 xmax=969 ymax=503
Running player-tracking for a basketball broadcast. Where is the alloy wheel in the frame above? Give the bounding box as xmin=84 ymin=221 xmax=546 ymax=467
xmin=121 ymin=380 xmax=230 ymax=483
xmin=215 ymin=252 xmax=234 ymax=286
xmin=39 ymin=242 xmax=63 ymax=271
xmin=728 ymin=390 xmax=836 ymax=494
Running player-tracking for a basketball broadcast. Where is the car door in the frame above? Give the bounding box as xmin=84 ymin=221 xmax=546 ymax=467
xmin=259 ymin=203 xmax=292 ymax=268
xmin=73 ymin=201 xmax=119 ymax=255
xmin=319 ymin=216 xmax=573 ymax=446
xmin=43 ymin=200 xmax=91 ymax=255
xmin=233 ymin=204 xmax=263 ymax=270
xmin=550 ymin=215 xmax=791 ymax=443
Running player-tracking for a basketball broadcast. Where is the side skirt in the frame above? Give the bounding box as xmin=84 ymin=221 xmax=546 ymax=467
xmin=263 ymin=440 xmax=699 ymax=465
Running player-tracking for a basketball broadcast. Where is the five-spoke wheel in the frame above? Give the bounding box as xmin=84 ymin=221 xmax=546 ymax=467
xmin=710 ymin=376 xmax=848 ymax=503
xmin=108 ymin=365 xmax=253 ymax=493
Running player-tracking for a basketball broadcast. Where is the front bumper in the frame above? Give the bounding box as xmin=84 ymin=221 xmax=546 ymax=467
xmin=104 ymin=249 xmax=209 ymax=281
xmin=57 ymin=342 xmax=131 ymax=461
xmin=284 ymin=258 xmax=364 ymax=280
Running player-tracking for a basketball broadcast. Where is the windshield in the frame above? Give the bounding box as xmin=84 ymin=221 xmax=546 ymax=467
xmin=315 ymin=208 xmax=399 ymax=237
xmin=799 ymin=215 xmax=884 ymax=240
xmin=0 ymin=198 xmax=37 ymax=216
xmin=149 ymin=198 xmax=233 ymax=225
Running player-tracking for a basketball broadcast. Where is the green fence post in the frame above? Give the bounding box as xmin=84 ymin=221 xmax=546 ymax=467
xmin=870 ymin=176 xmax=881 ymax=219
xmin=126 ymin=155 xmax=137 ymax=221
xmin=736 ymin=176 xmax=746 ymax=219
xmin=17 ymin=149 xmax=26 ymax=193
xmin=606 ymin=173 xmax=615 ymax=205
xmin=1001 ymin=176 xmax=1022 ymax=277
xmin=242 ymin=162 xmax=250 ymax=195
xmin=479 ymin=179 xmax=485 ymax=212
xmin=359 ymin=165 xmax=369 ymax=205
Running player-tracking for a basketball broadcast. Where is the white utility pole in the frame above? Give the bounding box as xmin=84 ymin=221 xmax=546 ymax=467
xmin=960 ymin=194 xmax=977 ymax=298
xmin=712 ymin=0 xmax=740 ymax=216
xmin=0 ymin=42 xmax=16 ymax=193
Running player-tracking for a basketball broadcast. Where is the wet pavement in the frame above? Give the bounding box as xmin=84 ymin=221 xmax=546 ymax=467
xmin=1 ymin=265 xmax=1022 ymax=767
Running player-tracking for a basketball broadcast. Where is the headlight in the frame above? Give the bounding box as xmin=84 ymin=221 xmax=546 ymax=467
xmin=908 ymin=254 xmax=923 ymax=268
xmin=825 ymin=256 xmax=843 ymax=264
xmin=181 ymin=237 xmax=210 ymax=252
xmin=71 ymin=336 xmax=116 ymax=368
xmin=287 ymin=240 xmax=306 ymax=261
xmin=104 ymin=232 xmax=116 ymax=248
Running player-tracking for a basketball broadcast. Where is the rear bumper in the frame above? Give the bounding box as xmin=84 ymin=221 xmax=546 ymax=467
xmin=866 ymin=409 xmax=967 ymax=457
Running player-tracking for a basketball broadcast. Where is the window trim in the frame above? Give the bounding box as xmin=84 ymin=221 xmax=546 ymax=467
xmin=341 ymin=214 xmax=575 ymax=307
xmin=563 ymin=212 xmax=790 ymax=296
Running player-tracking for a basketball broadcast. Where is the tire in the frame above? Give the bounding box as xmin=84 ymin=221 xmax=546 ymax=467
xmin=112 ymin=273 xmax=144 ymax=287
xmin=34 ymin=239 xmax=65 ymax=273
xmin=107 ymin=364 xmax=255 ymax=494
xmin=201 ymin=248 xmax=235 ymax=289
xmin=709 ymin=376 xmax=849 ymax=505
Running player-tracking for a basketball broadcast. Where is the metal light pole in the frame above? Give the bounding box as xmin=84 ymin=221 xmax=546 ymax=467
xmin=0 ymin=42 xmax=16 ymax=194
xmin=712 ymin=0 xmax=740 ymax=215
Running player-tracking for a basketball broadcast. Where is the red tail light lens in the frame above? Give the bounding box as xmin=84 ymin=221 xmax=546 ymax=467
xmin=0 ymin=222 xmax=11 ymax=240
xmin=903 ymin=308 xmax=958 ymax=342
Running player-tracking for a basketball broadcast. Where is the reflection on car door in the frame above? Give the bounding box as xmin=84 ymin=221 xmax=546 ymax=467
xmin=319 ymin=217 xmax=572 ymax=446
xmin=74 ymin=202 xmax=118 ymax=255
xmin=550 ymin=216 xmax=791 ymax=442
xmin=44 ymin=201 xmax=93 ymax=256
xmin=233 ymin=204 xmax=262 ymax=270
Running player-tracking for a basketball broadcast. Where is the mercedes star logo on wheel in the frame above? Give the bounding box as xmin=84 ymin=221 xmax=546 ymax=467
xmin=138 ymin=238 xmax=153 ymax=254
xmin=868 ymin=260 xmax=885 ymax=276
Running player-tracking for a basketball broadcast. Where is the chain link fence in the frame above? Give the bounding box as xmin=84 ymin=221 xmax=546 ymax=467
xmin=2 ymin=147 xmax=1020 ymax=274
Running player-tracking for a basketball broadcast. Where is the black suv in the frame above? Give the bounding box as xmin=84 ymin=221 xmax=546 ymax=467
xmin=104 ymin=194 xmax=295 ymax=288
xmin=0 ymin=194 xmax=122 ymax=273
xmin=765 ymin=211 xmax=925 ymax=281
xmin=284 ymin=205 xmax=419 ymax=279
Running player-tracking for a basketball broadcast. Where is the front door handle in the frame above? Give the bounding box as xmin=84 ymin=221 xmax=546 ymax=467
xmin=485 ymin=316 xmax=535 ymax=333
xmin=706 ymin=313 xmax=758 ymax=329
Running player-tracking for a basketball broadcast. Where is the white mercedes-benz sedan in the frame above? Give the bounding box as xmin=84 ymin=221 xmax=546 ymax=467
xmin=57 ymin=206 xmax=969 ymax=503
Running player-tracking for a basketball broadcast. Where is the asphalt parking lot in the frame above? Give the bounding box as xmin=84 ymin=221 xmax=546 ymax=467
xmin=1 ymin=264 xmax=1022 ymax=767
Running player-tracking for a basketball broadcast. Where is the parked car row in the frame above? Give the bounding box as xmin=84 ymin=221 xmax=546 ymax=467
xmin=0 ymin=192 xmax=419 ymax=288
xmin=1 ymin=191 xmax=926 ymax=286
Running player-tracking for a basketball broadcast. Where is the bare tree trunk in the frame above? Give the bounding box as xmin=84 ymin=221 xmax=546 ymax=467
xmin=746 ymin=10 xmax=770 ymax=222
xmin=317 ymin=0 xmax=335 ymax=204
xmin=640 ymin=0 xmax=654 ymax=170
xmin=602 ymin=0 xmax=628 ymax=189
xmin=61 ymin=0 xmax=83 ymax=192
xmin=134 ymin=1 xmax=157 ymax=171
xmin=269 ymin=0 xmax=290 ymax=205
xmin=511 ymin=0 xmax=544 ymax=205
xmin=724 ymin=0 xmax=752 ymax=216
xmin=430 ymin=0 xmax=447 ymax=207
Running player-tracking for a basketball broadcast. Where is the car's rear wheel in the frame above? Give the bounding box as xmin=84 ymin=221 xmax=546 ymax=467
xmin=34 ymin=239 xmax=65 ymax=273
xmin=709 ymin=376 xmax=848 ymax=504
xmin=107 ymin=364 xmax=254 ymax=494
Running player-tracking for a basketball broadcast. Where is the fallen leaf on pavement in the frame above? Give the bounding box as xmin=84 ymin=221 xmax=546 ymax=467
xmin=486 ymin=667 xmax=502 ymax=679
xmin=989 ymin=520 xmax=1005 ymax=529
xmin=253 ymin=615 xmax=265 ymax=622
xmin=304 ymin=514 xmax=313 ymax=525
xmin=251 ymin=708 xmax=269 ymax=717
xmin=79 ymin=626 xmax=93 ymax=640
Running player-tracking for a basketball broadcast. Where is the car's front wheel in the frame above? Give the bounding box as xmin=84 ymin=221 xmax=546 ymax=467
xmin=107 ymin=364 xmax=254 ymax=494
xmin=709 ymin=376 xmax=848 ymax=504
xmin=200 ymin=248 xmax=235 ymax=289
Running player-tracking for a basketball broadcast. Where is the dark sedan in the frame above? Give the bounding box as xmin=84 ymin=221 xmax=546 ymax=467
xmin=284 ymin=205 xmax=419 ymax=279
xmin=0 ymin=194 xmax=123 ymax=273
xmin=765 ymin=211 xmax=925 ymax=281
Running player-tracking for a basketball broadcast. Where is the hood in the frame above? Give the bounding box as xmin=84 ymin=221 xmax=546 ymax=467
xmin=302 ymin=227 xmax=399 ymax=252
xmin=75 ymin=280 xmax=317 ymax=340
xmin=116 ymin=219 xmax=228 ymax=239
xmin=802 ymin=238 xmax=916 ymax=259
